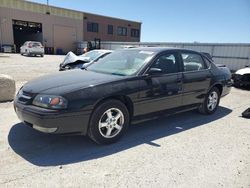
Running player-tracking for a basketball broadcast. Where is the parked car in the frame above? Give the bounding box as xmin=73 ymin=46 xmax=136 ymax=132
xmin=20 ymin=41 xmax=44 ymax=57
xmin=14 ymin=47 xmax=232 ymax=144
xmin=59 ymin=50 xmax=112 ymax=71
xmin=232 ymin=66 xmax=250 ymax=87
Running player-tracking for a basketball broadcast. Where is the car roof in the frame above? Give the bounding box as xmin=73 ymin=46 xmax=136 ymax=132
xmin=24 ymin=41 xmax=42 ymax=44
xmin=90 ymin=49 xmax=113 ymax=53
xmin=123 ymin=47 xmax=201 ymax=54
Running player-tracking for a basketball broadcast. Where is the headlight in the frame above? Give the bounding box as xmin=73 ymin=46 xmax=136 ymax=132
xmin=32 ymin=94 xmax=68 ymax=109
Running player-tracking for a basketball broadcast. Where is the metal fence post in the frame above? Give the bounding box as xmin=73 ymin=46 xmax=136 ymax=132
xmin=248 ymin=48 xmax=250 ymax=66
xmin=0 ymin=17 xmax=2 ymax=52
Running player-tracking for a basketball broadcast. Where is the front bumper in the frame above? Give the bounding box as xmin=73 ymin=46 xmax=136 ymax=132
xmin=232 ymin=74 xmax=250 ymax=86
xmin=14 ymin=101 xmax=91 ymax=135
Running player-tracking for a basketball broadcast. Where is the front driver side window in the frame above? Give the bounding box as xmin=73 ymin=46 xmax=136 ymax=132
xmin=182 ymin=53 xmax=206 ymax=72
xmin=151 ymin=53 xmax=178 ymax=74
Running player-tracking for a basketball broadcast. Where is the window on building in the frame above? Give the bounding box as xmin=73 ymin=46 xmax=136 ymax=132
xmin=87 ymin=22 xmax=99 ymax=32
xmin=131 ymin=28 xmax=140 ymax=38
xmin=107 ymin=25 xmax=113 ymax=35
xmin=117 ymin=26 xmax=127 ymax=36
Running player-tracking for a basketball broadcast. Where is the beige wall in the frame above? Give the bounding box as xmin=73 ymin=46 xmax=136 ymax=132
xmin=0 ymin=1 xmax=141 ymax=53
xmin=0 ymin=7 xmax=83 ymax=51
xmin=0 ymin=0 xmax=82 ymax=20
xmin=53 ymin=25 xmax=77 ymax=53
xmin=83 ymin=13 xmax=141 ymax=42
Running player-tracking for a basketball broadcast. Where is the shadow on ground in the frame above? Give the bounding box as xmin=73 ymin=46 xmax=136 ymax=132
xmin=8 ymin=106 xmax=232 ymax=166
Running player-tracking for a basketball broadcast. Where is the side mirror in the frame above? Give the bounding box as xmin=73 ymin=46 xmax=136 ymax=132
xmin=147 ymin=68 xmax=162 ymax=75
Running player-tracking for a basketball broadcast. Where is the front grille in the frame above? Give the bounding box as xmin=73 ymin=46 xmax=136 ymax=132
xmin=17 ymin=90 xmax=34 ymax=104
xmin=234 ymin=74 xmax=250 ymax=82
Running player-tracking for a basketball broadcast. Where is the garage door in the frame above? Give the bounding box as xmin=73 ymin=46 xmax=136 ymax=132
xmin=13 ymin=20 xmax=43 ymax=53
xmin=53 ymin=25 xmax=77 ymax=54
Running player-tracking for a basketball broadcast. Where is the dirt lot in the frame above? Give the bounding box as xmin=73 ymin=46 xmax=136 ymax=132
xmin=0 ymin=54 xmax=64 ymax=91
xmin=0 ymin=54 xmax=250 ymax=187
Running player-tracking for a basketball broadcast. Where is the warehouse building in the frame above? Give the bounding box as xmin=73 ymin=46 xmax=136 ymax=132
xmin=0 ymin=0 xmax=141 ymax=54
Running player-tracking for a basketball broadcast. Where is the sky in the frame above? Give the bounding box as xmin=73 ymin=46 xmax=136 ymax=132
xmin=29 ymin=0 xmax=250 ymax=43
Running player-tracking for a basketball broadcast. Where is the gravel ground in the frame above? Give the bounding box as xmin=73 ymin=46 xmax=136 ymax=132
xmin=0 ymin=54 xmax=64 ymax=90
xmin=0 ymin=54 xmax=250 ymax=188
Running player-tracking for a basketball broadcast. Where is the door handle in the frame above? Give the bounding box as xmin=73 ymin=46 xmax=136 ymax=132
xmin=176 ymin=78 xmax=182 ymax=83
xmin=176 ymin=77 xmax=182 ymax=92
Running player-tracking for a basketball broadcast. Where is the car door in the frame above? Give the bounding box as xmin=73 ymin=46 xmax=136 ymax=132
xmin=180 ymin=51 xmax=212 ymax=106
xmin=136 ymin=52 xmax=183 ymax=115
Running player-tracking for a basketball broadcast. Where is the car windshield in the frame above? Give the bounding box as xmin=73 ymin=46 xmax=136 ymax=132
xmin=87 ymin=50 xmax=155 ymax=76
xmin=80 ymin=51 xmax=105 ymax=61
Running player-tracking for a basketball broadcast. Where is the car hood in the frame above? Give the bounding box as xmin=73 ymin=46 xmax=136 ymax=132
xmin=235 ymin=67 xmax=250 ymax=75
xmin=22 ymin=70 xmax=124 ymax=94
xmin=61 ymin=51 xmax=90 ymax=66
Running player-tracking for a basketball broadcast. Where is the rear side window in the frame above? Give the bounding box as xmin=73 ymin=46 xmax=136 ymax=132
xmin=151 ymin=53 xmax=179 ymax=74
xmin=181 ymin=53 xmax=206 ymax=72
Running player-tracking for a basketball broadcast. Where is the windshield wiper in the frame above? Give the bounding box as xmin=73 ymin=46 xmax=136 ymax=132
xmin=111 ymin=72 xmax=125 ymax=76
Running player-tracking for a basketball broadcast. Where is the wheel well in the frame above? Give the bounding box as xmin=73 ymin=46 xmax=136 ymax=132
xmin=86 ymin=95 xmax=133 ymax=135
xmin=213 ymin=84 xmax=223 ymax=95
xmin=94 ymin=95 xmax=134 ymax=118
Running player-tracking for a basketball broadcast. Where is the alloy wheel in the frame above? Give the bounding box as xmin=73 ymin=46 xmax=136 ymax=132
xmin=98 ymin=108 xmax=124 ymax=138
xmin=207 ymin=91 xmax=218 ymax=111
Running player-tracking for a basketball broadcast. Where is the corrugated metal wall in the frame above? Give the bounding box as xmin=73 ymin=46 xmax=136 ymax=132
xmin=98 ymin=41 xmax=250 ymax=71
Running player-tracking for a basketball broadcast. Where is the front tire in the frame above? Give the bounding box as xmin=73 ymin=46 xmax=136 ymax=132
xmin=88 ymin=99 xmax=129 ymax=144
xmin=198 ymin=87 xmax=220 ymax=114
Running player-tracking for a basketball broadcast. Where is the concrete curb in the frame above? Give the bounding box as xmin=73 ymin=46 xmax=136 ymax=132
xmin=0 ymin=74 xmax=16 ymax=102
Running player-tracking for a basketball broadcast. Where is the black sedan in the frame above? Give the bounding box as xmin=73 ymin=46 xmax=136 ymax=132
xmin=14 ymin=47 xmax=232 ymax=144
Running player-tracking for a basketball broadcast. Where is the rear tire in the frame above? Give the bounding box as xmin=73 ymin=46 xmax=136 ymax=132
xmin=198 ymin=87 xmax=220 ymax=115
xmin=41 ymin=54 xmax=44 ymax=57
xmin=88 ymin=99 xmax=129 ymax=144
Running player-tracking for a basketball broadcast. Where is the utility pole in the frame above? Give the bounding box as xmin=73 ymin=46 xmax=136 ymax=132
xmin=46 ymin=0 xmax=50 ymax=15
